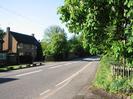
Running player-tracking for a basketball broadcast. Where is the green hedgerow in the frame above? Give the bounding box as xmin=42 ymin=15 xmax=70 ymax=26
xmin=94 ymin=54 xmax=133 ymax=95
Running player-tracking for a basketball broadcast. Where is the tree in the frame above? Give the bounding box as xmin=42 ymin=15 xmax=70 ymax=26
xmin=58 ymin=0 xmax=133 ymax=66
xmin=41 ymin=25 xmax=68 ymax=60
xmin=68 ymin=35 xmax=86 ymax=57
xmin=0 ymin=28 xmax=5 ymax=39
xmin=58 ymin=0 xmax=111 ymax=54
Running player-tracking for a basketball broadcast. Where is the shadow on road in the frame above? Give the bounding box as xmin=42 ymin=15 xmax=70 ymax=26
xmin=0 ymin=78 xmax=18 ymax=84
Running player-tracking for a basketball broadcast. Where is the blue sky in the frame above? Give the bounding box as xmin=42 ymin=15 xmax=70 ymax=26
xmin=0 ymin=0 xmax=72 ymax=40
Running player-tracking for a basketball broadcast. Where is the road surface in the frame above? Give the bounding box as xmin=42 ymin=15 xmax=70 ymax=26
xmin=0 ymin=57 xmax=99 ymax=99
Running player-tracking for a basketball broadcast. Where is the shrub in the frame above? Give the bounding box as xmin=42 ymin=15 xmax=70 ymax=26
xmin=94 ymin=54 xmax=113 ymax=91
xmin=0 ymin=68 xmax=8 ymax=71
xmin=94 ymin=54 xmax=133 ymax=96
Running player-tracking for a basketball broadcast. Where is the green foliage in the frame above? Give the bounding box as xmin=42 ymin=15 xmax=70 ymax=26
xmin=58 ymin=0 xmax=133 ymax=65
xmin=0 ymin=67 xmax=8 ymax=71
xmin=7 ymin=65 xmax=21 ymax=70
xmin=68 ymin=35 xmax=86 ymax=57
xmin=58 ymin=0 xmax=111 ymax=55
xmin=41 ymin=25 xmax=68 ymax=60
xmin=108 ymin=76 xmax=133 ymax=95
xmin=131 ymin=95 xmax=133 ymax=99
xmin=58 ymin=0 xmax=133 ymax=95
xmin=94 ymin=54 xmax=133 ymax=95
xmin=41 ymin=40 xmax=50 ymax=56
xmin=94 ymin=55 xmax=113 ymax=91
xmin=109 ymin=76 xmax=126 ymax=93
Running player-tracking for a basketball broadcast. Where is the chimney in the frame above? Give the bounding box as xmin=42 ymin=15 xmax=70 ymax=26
xmin=32 ymin=33 xmax=35 ymax=37
xmin=6 ymin=27 xmax=10 ymax=33
xmin=6 ymin=27 xmax=12 ymax=51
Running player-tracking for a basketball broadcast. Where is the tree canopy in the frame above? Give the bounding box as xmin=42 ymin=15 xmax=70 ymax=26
xmin=41 ymin=25 xmax=68 ymax=60
xmin=58 ymin=0 xmax=133 ymax=66
xmin=68 ymin=35 xmax=86 ymax=57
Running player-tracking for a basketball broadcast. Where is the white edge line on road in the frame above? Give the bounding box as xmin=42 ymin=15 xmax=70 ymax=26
xmin=16 ymin=69 xmax=43 ymax=77
xmin=56 ymin=62 xmax=92 ymax=87
xmin=40 ymin=89 xmax=51 ymax=96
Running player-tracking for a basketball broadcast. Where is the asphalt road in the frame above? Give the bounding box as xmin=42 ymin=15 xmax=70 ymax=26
xmin=0 ymin=57 xmax=99 ymax=99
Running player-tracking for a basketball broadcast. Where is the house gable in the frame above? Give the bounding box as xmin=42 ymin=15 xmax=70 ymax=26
xmin=3 ymin=32 xmax=8 ymax=51
xmin=10 ymin=31 xmax=38 ymax=45
xmin=2 ymin=27 xmax=43 ymax=64
xmin=3 ymin=32 xmax=17 ymax=53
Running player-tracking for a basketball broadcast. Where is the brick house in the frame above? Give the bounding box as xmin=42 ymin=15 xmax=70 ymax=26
xmin=1 ymin=27 xmax=43 ymax=65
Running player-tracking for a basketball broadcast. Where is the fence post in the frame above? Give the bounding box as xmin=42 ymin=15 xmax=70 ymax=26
xmin=132 ymin=68 xmax=133 ymax=77
xmin=123 ymin=66 xmax=124 ymax=78
xmin=128 ymin=67 xmax=129 ymax=79
xmin=113 ymin=65 xmax=115 ymax=76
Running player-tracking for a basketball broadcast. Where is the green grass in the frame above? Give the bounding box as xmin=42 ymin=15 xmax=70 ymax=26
xmin=0 ymin=67 xmax=8 ymax=71
xmin=0 ymin=64 xmax=28 ymax=71
xmin=0 ymin=63 xmax=39 ymax=72
xmin=94 ymin=54 xmax=133 ymax=96
xmin=94 ymin=55 xmax=112 ymax=91
xmin=7 ymin=65 xmax=21 ymax=70
xmin=20 ymin=65 xmax=27 ymax=68
xmin=131 ymin=95 xmax=133 ymax=99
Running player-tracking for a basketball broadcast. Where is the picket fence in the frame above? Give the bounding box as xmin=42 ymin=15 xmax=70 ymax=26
xmin=112 ymin=65 xmax=133 ymax=78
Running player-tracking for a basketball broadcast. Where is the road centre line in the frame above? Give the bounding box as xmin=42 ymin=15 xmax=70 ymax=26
xmin=49 ymin=62 xmax=78 ymax=69
xmin=56 ymin=62 xmax=92 ymax=87
xmin=16 ymin=69 xmax=43 ymax=77
xmin=15 ymin=61 xmax=83 ymax=77
xmin=40 ymin=89 xmax=51 ymax=96
xmin=42 ymin=80 xmax=71 ymax=99
xmin=41 ymin=62 xmax=92 ymax=99
xmin=42 ymin=62 xmax=67 ymax=68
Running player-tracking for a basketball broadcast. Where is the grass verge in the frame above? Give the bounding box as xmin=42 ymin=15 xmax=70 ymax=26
xmin=0 ymin=62 xmax=43 ymax=72
xmin=0 ymin=67 xmax=8 ymax=71
xmin=94 ymin=54 xmax=133 ymax=97
xmin=7 ymin=65 xmax=21 ymax=70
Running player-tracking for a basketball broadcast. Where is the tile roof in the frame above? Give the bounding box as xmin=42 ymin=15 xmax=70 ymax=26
xmin=10 ymin=31 xmax=39 ymax=45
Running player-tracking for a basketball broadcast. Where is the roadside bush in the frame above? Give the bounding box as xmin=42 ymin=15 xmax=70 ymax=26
xmin=0 ymin=68 xmax=8 ymax=71
xmin=94 ymin=54 xmax=113 ymax=91
xmin=108 ymin=76 xmax=133 ymax=95
xmin=131 ymin=95 xmax=133 ymax=99
xmin=8 ymin=65 xmax=20 ymax=70
xmin=7 ymin=66 xmax=14 ymax=70
xmin=94 ymin=54 xmax=133 ymax=96
xmin=109 ymin=76 xmax=126 ymax=93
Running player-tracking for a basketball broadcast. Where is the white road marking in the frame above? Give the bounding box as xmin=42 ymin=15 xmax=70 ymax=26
xmin=40 ymin=62 xmax=92 ymax=99
xmin=49 ymin=62 xmax=78 ymax=69
xmin=42 ymin=62 xmax=67 ymax=68
xmin=40 ymin=89 xmax=51 ymax=96
xmin=56 ymin=62 xmax=92 ymax=87
xmin=16 ymin=69 xmax=42 ymax=77
xmin=49 ymin=65 xmax=63 ymax=69
xmin=42 ymin=80 xmax=71 ymax=99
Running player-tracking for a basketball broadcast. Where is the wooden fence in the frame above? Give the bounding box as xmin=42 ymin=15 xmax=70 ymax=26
xmin=112 ymin=65 xmax=133 ymax=78
xmin=111 ymin=65 xmax=133 ymax=94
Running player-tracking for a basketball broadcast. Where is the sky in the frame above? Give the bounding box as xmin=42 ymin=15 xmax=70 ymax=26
xmin=0 ymin=0 xmax=72 ymax=40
